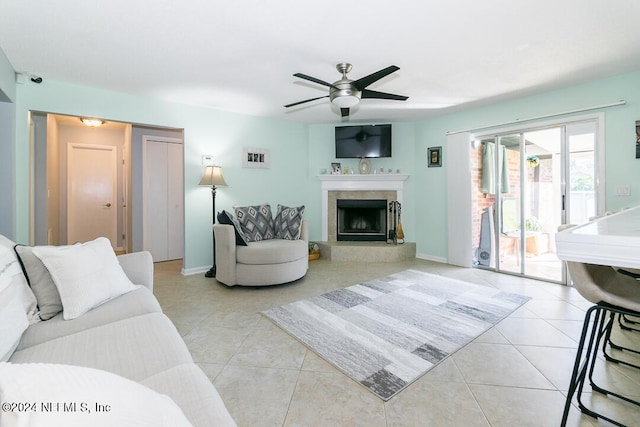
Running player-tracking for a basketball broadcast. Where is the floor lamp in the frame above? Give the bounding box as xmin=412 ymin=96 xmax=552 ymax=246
xmin=199 ymin=165 xmax=228 ymax=278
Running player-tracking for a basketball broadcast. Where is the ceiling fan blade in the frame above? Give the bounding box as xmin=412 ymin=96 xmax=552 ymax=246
xmin=293 ymin=73 xmax=335 ymax=88
xmin=284 ymin=95 xmax=329 ymax=108
xmin=361 ymin=89 xmax=408 ymax=101
xmin=353 ymin=65 xmax=400 ymax=91
xmin=341 ymin=108 xmax=350 ymax=118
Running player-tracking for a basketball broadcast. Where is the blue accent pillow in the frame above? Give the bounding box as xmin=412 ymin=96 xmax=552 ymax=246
xmin=274 ymin=204 xmax=305 ymax=240
xmin=217 ymin=210 xmax=249 ymax=246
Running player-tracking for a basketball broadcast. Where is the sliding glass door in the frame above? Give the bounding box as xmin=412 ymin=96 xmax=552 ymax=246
xmin=565 ymin=121 xmax=597 ymax=225
xmin=473 ymin=120 xmax=598 ymax=283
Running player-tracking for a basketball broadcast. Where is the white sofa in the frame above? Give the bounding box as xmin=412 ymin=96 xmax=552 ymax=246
xmin=214 ymin=220 xmax=309 ymax=286
xmin=0 ymin=235 xmax=236 ymax=427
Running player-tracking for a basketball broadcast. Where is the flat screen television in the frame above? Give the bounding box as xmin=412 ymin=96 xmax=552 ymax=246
xmin=335 ymin=124 xmax=392 ymax=158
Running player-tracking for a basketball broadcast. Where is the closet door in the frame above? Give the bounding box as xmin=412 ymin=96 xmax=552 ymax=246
xmin=143 ymin=138 xmax=183 ymax=262
xmin=166 ymin=142 xmax=184 ymax=260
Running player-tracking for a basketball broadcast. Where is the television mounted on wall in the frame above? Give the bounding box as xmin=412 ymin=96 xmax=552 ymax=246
xmin=335 ymin=124 xmax=392 ymax=158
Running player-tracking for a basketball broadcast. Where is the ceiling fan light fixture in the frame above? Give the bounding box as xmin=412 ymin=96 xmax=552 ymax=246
xmin=287 ymin=63 xmax=406 ymax=118
xmin=331 ymin=95 xmax=360 ymax=108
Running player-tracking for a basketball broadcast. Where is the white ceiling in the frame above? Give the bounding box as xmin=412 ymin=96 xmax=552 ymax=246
xmin=2 ymin=0 xmax=640 ymax=124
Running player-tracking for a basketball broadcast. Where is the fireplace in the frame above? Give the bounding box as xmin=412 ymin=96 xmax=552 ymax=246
xmin=319 ymin=174 xmax=408 ymax=242
xmin=337 ymin=199 xmax=387 ymax=241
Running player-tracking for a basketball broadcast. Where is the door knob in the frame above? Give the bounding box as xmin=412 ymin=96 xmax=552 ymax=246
xmin=104 ymin=203 xmax=112 ymax=207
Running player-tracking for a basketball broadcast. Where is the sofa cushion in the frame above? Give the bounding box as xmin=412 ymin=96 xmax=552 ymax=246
xmin=32 ymin=237 xmax=137 ymax=320
xmin=274 ymin=204 xmax=305 ymax=240
xmin=236 ymin=239 xmax=308 ymax=265
xmin=0 ymin=290 xmax=29 ymax=362
xmin=0 ymin=362 xmax=192 ymax=426
xmin=234 ymin=204 xmax=275 ymax=242
xmin=217 ymin=210 xmax=248 ymax=246
xmin=0 ymin=235 xmax=38 ymax=362
xmin=141 ymin=364 xmax=237 ymax=427
xmin=17 ymin=287 xmax=161 ymax=351
xmin=14 ymin=244 xmax=63 ymax=320
xmin=10 ymin=312 xmax=193 ymax=382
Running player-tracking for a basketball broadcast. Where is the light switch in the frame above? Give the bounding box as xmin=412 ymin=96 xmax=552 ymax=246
xmin=202 ymin=155 xmax=215 ymax=166
xmin=615 ymin=185 xmax=631 ymax=196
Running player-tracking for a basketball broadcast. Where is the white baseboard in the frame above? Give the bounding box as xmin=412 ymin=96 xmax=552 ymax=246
xmin=416 ymin=253 xmax=448 ymax=264
xmin=181 ymin=266 xmax=210 ymax=276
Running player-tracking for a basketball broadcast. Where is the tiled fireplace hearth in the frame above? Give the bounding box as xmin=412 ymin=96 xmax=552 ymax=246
xmin=317 ymin=174 xmax=415 ymax=262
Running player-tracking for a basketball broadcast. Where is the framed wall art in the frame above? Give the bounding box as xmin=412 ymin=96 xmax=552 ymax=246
xmin=427 ymin=146 xmax=442 ymax=167
xmin=242 ymin=147 xmax=270 ymax=169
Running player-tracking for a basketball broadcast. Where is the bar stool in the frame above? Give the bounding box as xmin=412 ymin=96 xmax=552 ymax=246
xmin=615 ymin=268 xmax=640 ymax=333
xmin=561 ymin=261 xmax=640 ymax=426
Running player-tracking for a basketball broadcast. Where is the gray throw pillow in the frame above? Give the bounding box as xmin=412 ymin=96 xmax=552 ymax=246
xmin=274 ymin=205 xmax=305 ymax=240
xmin=14 ymin=245 xmax=63 ymax=320
xmin=217 ymin=210 xmax=249 ymax=246
xmin=234 ymin=204 xmax=275 ymax=242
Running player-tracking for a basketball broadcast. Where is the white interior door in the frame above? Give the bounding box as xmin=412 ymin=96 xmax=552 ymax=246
xmin=166 ymin=142 xmax=184 ymax=260
xmin=67 ymin=143 xmax=118 ymax=247
xmin=143 ymin=138 xmax=184 ymax=262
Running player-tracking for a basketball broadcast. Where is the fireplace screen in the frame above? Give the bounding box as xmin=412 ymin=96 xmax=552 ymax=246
xmin=337 ymin=199 xmax=387 ymax=241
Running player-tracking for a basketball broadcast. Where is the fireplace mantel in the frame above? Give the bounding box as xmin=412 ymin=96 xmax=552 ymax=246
xmin=318 ymin=174 xmax=409 ymax=186
xmin=319 ymin=174 xmax=409 ymax=241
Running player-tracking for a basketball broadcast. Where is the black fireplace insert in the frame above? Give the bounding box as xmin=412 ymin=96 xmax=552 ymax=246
xmin=337 ymin=199 xmax=387 ymax=241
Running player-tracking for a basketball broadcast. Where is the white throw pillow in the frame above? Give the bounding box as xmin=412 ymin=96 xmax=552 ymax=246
xmin=0 ymin=235 xmax=38 ymax=361
xmin=0 ymin=362 xmax=193 ymax=426
xmin=32 ymin=237 xmax=137 ymax=320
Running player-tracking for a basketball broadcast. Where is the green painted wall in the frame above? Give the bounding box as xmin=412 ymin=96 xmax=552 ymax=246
xmin=12 ymin=80 xmax=307 ymax=271
xmin=0 ymin=49 xmax=15 ymax=102
xmin=0 ymin=50 xmax=16 ymax=238
xmin=4 ymin=59 xmax=640 ymax=267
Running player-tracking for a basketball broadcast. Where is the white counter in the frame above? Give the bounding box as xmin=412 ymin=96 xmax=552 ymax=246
xmin=556 ymin=206 xmax=640 ymax=269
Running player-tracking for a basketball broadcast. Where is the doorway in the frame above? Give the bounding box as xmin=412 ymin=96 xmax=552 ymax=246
xmin=472 ymin=119 xmax=600 ymax=283
xmin=30 ymin=113 xmax=185 ymax=261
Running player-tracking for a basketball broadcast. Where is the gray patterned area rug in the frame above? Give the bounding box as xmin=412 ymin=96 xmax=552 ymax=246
xmin=262 ymin=269 xmax=531 ymax=400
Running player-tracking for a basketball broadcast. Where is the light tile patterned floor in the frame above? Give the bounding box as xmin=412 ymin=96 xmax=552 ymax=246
xmin=153 ymin=258 xmax=640 ymax=427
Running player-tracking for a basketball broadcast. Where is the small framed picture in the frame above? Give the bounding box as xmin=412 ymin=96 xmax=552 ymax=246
xmin=242 ymin=147 xmax=270 ymax=169
xmin=331 ymin=162 xmax=342 ymax=174
xmin=428 ymin=146 xmax=442 ymax=167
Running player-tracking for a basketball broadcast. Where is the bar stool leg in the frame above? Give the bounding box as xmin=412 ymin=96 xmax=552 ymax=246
xmin=562 ymin=305 xmax=639 ymax=427
xmin=562 ymin=306 xmax=602 ymax=425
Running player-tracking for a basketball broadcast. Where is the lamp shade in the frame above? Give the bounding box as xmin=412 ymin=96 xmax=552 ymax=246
xmin=199 ymin=165 xmax=228 ymax=187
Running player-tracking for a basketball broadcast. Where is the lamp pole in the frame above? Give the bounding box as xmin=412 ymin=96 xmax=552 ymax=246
xmin=198 ymin=165 xmax=227 ymax=278
xmin=205 ymin=184 xmax=217 ymax=278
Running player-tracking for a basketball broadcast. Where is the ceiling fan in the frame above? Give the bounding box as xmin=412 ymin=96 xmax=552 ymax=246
xmin=284 ymin=63 xmax=408 ymax=118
